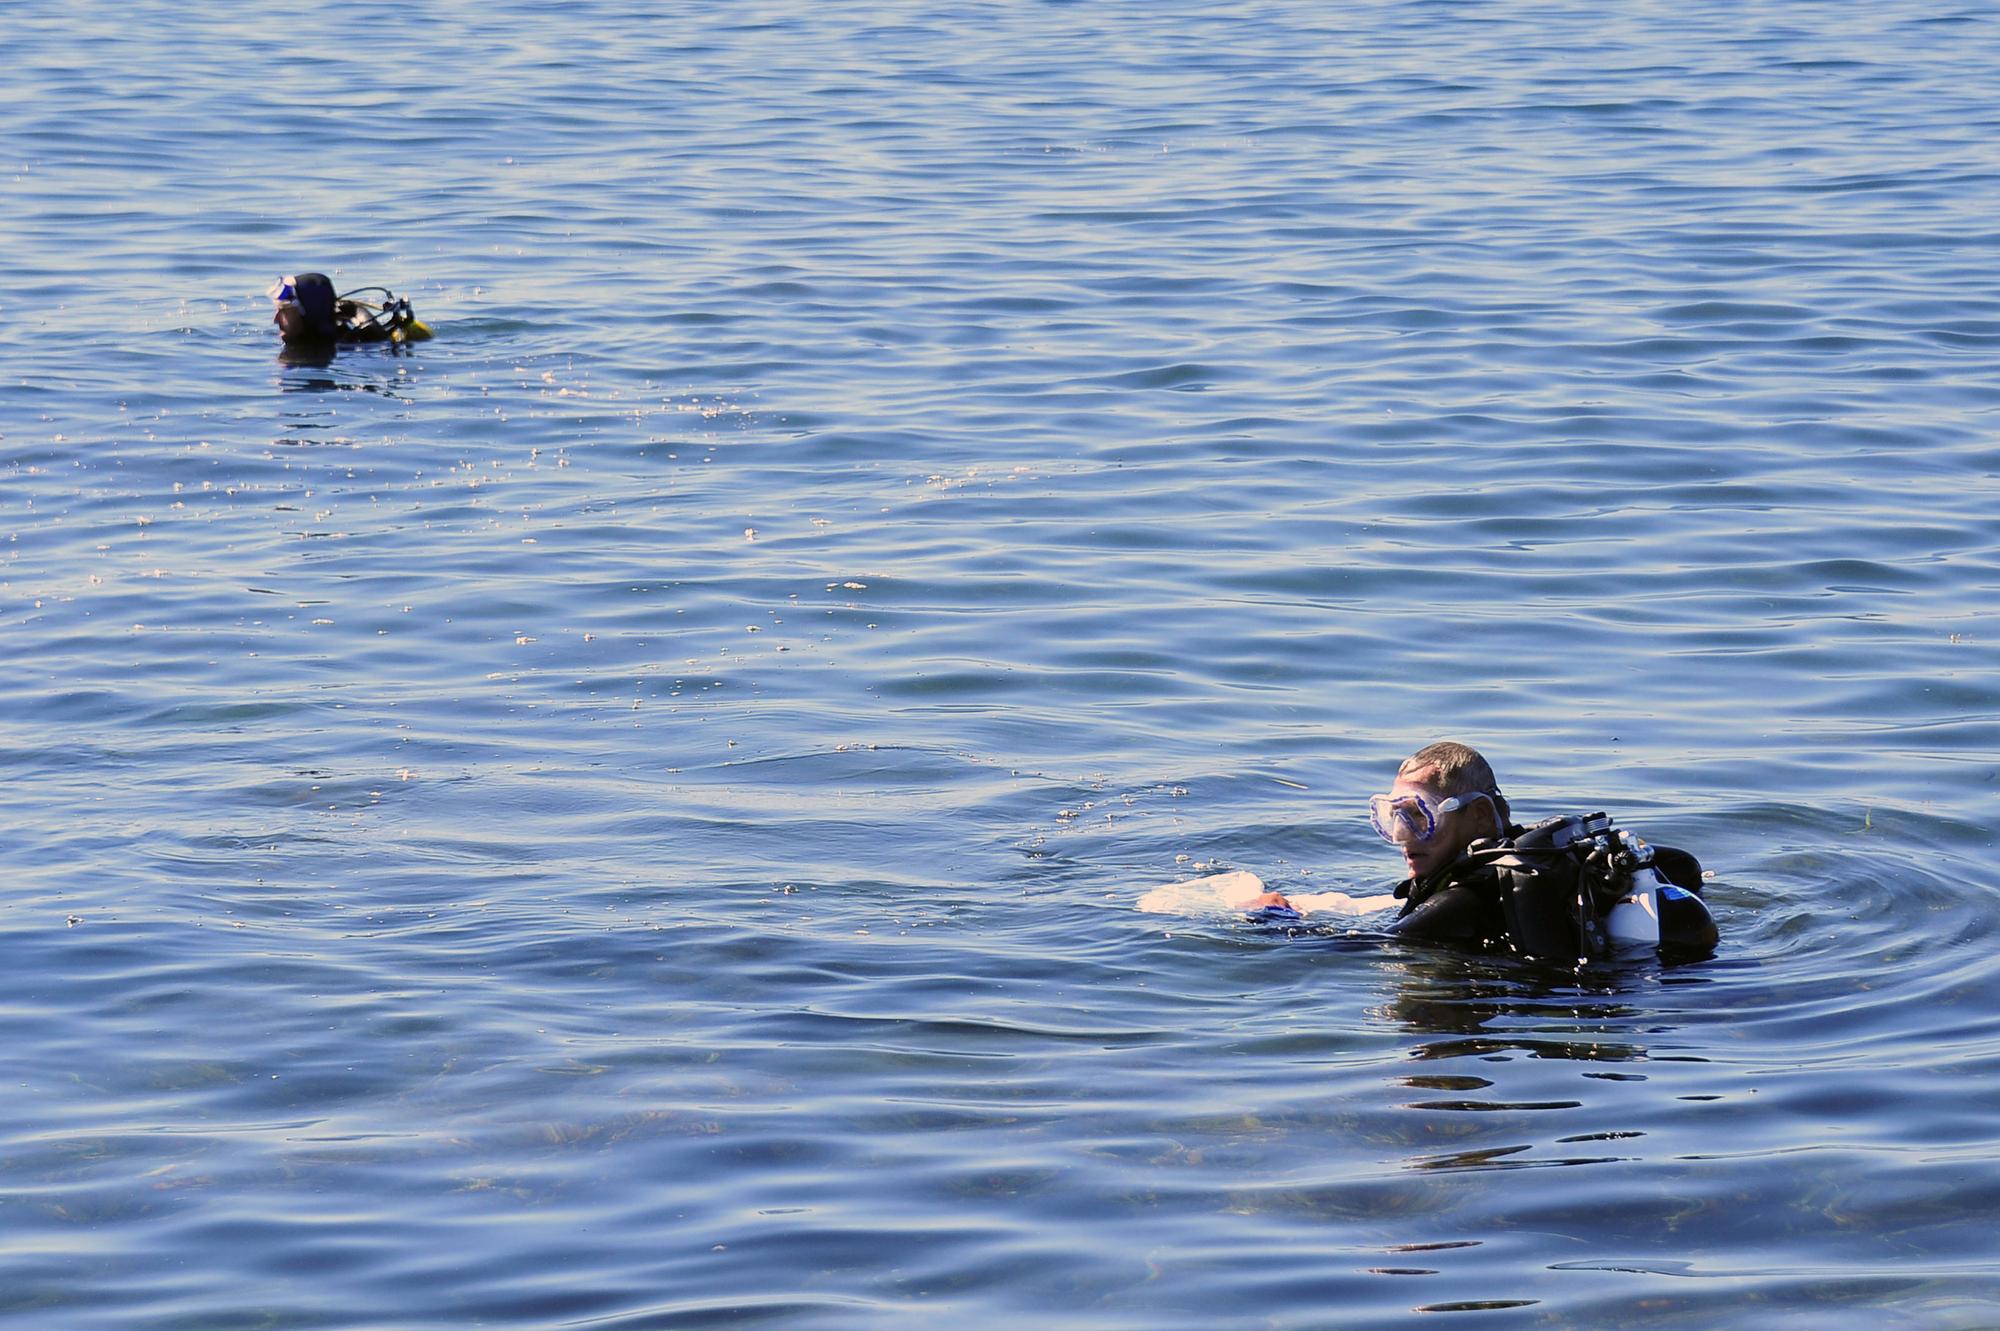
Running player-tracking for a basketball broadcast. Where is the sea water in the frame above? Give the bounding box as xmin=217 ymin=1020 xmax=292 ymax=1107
xmin=4 ymin=1 xmax=1999 ymax=1326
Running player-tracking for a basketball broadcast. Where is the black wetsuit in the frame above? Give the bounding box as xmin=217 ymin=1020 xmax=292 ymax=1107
xmin=1384 ymin=823 xmax=1715 ymax=960
xmin=1384 ymin=824 xmax=1569 ymax=955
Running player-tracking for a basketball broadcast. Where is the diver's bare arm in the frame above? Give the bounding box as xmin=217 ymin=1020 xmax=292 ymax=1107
xmin=1278 ymin=890 xmax=1399 ymax=915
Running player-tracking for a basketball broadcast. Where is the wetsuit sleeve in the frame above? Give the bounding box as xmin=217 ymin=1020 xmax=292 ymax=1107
xmin=1385 ymin=884 xmax=1492 ymax=945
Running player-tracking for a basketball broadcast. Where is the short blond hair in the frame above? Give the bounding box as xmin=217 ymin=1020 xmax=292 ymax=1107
xmin=1398 ymin=741 xmax=1511 ymax=826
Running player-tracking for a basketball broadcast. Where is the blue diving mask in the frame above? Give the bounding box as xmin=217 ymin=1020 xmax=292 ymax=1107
xmin=1368 ymin=790 xmax=1497 ymax=844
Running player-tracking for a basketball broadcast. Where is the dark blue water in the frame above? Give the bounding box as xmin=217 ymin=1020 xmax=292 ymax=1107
xmin=5 ymin=1 xmax=1999 ymax=1326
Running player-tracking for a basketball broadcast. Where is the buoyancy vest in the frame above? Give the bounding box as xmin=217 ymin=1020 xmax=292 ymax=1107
xmin=1389 ymin=812 xmax=1718 ymax=961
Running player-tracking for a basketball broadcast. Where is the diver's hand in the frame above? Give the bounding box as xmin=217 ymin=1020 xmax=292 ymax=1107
xmin=1245 ymin=890 xmax=1303 ymax=922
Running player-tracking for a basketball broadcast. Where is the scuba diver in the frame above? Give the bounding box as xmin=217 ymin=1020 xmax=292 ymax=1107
xmin=269 ymin=273 xmax=431 ymax=349
xmin=1248 ymin=740 xmax=1719 ymax=960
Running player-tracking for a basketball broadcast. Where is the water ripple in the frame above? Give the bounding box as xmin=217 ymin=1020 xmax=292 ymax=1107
xmin=7 ymin=0 xmax=2000 ymax=1327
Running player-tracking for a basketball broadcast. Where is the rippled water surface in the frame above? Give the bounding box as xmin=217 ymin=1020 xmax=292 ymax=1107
xmin=6 ymin=1 xmax=2000 ymax=1326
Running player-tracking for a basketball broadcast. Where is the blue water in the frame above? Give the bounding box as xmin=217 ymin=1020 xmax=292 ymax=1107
xmin=5 ymin=1 xmax=2000 ymax=1326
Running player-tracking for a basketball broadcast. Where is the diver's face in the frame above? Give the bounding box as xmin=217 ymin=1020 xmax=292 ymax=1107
xmin=1386 ymin=774 xmax=1491 ymax=880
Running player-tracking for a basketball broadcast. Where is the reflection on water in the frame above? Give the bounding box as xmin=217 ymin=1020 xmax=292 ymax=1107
xmin=1378 ymin=954 xmax=1663 ymax=1061
xmin=1371 ymin=953 xmax=1683 ymax=1193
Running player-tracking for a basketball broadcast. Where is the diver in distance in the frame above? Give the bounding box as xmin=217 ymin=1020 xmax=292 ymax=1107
xmin=1238 ymin=740 xmax=1719 ymax=960
xmin=269 ymin=273 xmax=431 ymax=350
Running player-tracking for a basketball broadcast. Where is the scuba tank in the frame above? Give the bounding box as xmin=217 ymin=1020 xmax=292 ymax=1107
xmin=1605 ymin=864 xmax=1665 ymax=946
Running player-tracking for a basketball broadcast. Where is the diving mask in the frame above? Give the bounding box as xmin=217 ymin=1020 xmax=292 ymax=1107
xmin=1368 ymin=790 xmax=1497 ymax=844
